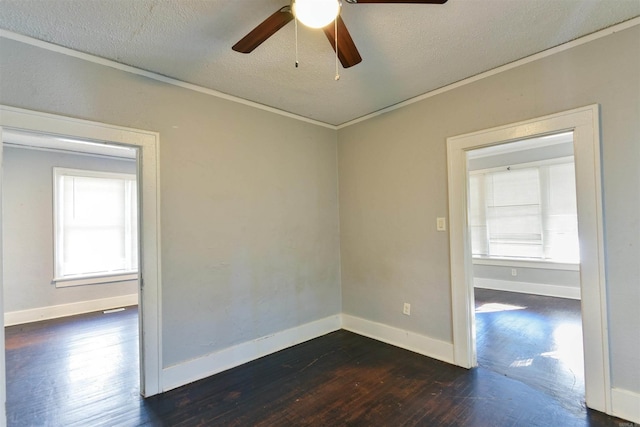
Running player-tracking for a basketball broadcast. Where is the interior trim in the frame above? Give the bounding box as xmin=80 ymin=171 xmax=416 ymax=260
xmin=4 ymin=294 xmax=138 ymax=326
xmin=342 ymin=314 xmax=454 ymax=365
xmin=337 ymin=17 xmax=640 ymax=129
xmin=0 ymin=105 xmax=163 ymax=398
xmin=53 ymin=273 xmax=138 ymax=288
xmin=472 ymin=257 xmax=579 ymax=271
xmin=0 ymin=30 xmax=335 ymax=130
xmin=474 ymin=278 xmax=581 ymax=300
xmin=446 ymin=104 xmax=611 ymax=414
xmin=611 ymin=388 xmax=640 ymax=424
xmin=1 ymin=17 xmax=638 ymax=130
xmin=161 ymin=315 xmax=341 ymax=392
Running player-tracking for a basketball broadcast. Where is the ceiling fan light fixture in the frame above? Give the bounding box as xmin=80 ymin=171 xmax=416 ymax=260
xmin=292 ymin=0 xmax=341 ymax=29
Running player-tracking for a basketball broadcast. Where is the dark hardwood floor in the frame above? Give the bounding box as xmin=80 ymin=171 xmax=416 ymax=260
xmin=6 ymin=307 xmax=141 ymax=426
xmin=6 ymin=305 xmax=628 ymax=426
xmin=475 ymin=288 xmax=585 ymax=414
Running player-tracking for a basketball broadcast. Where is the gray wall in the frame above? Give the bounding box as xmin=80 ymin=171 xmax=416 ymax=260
xmin=473 ymin=264 xmax=580 ymax=290
xmin=338 ymin=25 xmax=639 ymax=393
xmin=2 ymin=146 xmax=138 ymax=313
xmin=0 ymin=38 xmax=341 ymax=368
xmin=1 ymin=24 xmax=638 ymax=395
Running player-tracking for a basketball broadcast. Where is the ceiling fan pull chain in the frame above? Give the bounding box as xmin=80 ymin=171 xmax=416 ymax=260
xmin=295 ymin=17 xmax=299 ymax=68
xmin=334 ymin=18 xmax=340 ymax=80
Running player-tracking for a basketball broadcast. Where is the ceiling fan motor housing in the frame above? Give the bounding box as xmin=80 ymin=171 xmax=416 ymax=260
xmin=232 ymin=0 xmax=448 ymax=68
xmin=292 ymin=0 xmax=342 ymax=29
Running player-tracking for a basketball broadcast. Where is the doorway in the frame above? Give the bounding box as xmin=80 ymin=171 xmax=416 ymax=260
xmin=446 ymin=105 xmax=611 ymax=414
xmin=0 ymin=105 xmax=162 ymax=424
xmin=466 ymin=132 xmax=586 ymax=408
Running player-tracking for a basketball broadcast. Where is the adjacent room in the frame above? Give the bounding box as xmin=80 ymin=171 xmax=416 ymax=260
xmin=468 ymin=134 xmax=587 ymax=413
xmin=2 ymin=130 xmax=139 ymax=326
xmin=0 ymin=0 xmax=638 ymax=425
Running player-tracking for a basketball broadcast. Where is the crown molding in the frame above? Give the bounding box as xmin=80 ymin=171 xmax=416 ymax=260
xmin=337 ymin=16 xmax=640 ymax=129
xmin=0 ymin=29 xmax=337 ymax=130
xmin=2 ymin=16 xmax=638 ymax=131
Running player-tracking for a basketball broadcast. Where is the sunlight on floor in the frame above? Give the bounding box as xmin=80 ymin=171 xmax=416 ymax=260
xmin=476 ymin=302 xmax=526 ymax=313
xmin=66 ymin=332 xmax=124 ymax=386
xmin=506 ymin=322 xmax=583 ymax=376
xmin=509 ymin=358 xmax=534 ymax=368
xmin=542 ymin=322 xmax=584 ymax=374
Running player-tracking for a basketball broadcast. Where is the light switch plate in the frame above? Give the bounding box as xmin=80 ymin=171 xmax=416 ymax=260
xmin=436 ymin=217 xmax=447 ymax=231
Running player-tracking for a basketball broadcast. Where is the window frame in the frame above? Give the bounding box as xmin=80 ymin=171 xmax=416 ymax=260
xmin=468 ymin=155 xmax=579 ymax=264
xmin=52 ymin=167 xmax=138 ymax=287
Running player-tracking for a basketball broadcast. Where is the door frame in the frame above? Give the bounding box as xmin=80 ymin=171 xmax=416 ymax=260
xmin=0 ymin=105 xmax=163 ymax=404
xmin=446 ymin=104 xmax=611 ymax=413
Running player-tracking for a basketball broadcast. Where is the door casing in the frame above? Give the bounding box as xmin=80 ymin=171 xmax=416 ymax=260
xmin=0 ymin=106 xmax=163 ymax=412
xmin=446 ymin=104 xmax=611 ymax=414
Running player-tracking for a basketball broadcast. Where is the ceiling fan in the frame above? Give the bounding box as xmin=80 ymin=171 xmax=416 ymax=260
xmin=232 ymin=0 xmax=448 ymax=69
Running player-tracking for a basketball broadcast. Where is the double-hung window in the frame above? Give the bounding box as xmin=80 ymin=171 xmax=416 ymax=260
xmin=469 ymin=157 xmax=579 ymax=263
xmin=53 ymin=168 xmax=138 ymax=286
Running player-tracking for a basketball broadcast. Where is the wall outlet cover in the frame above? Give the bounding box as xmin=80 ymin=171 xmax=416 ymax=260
xmin=403 ymin=303 xmax=411 ymax=315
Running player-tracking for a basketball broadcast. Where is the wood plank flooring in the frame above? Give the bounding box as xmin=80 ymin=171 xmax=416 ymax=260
xmin=475 ymin=289 xmax=585 ymax=413
xmin=6 ymin=307 xmax=141 ymax=426
xmin=6 ymin=305 xmax=628 ymax=426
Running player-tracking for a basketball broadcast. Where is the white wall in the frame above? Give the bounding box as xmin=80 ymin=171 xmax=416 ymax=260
xmin=338 ymin=25 xmax=640 ymax=394
xmin=2 ymin=147 xmax=138 ymax=318
xmin=0 ymin=36 xmax=341 ymax=369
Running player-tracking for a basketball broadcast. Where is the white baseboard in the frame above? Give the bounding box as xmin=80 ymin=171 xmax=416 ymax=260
xmin=611 ymin=388 xmax=640 ymax=424
xmin=161 ymin=314 xmax=342 ymax=392
xmin=4 ymin=293 xmax=138 ymax=326
xmin=341 ymin=314 xmax=454 ymax=365
xmin=474 ymin=278 xmax=581 ymax=300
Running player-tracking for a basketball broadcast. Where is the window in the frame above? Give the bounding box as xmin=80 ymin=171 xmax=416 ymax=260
xmin=469 ymin=157 xmax=579 ymax=263
xmin=53 ymin=168 xmax=138 ymax=286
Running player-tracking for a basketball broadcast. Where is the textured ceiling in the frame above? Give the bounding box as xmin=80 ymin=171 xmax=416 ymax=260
xmin=0 ymin=0 xmax=638 ymax=126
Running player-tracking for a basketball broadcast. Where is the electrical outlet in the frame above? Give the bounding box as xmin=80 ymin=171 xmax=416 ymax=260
xmin=511 ymin=268 xmax=517 ymax=277
xmin=403 ymin=303 xmax=411 ymax=316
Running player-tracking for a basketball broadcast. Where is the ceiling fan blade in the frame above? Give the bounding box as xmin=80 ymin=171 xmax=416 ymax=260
xmin=346 ymin=0 xmax=447 ymax=3
xmin=322 ymin=15 xmax=362 ymax=69
xmin=232 ymin=7 xmax=294 ymax=53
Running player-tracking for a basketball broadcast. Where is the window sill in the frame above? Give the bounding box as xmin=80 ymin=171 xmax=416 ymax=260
xmin=53 ymin=272 xmax=138 ymax=288
xmin=472 ymin=257 xmax=579 ymax=271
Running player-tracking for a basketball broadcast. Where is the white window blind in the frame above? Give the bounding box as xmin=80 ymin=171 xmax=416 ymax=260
xmin=54 ymin=168 xmax=138 ymax=281
xmin=469 ymin=158 xmax=579 ymax=263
